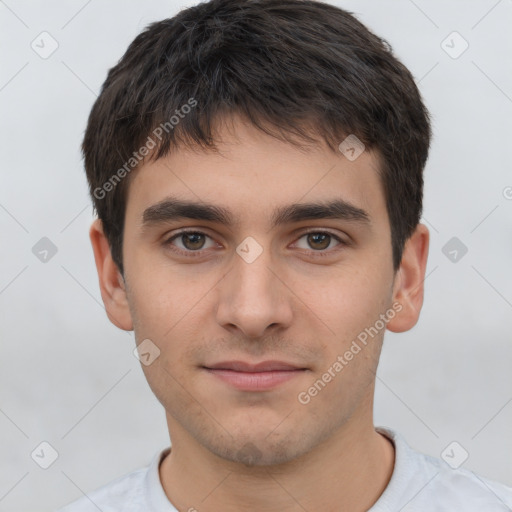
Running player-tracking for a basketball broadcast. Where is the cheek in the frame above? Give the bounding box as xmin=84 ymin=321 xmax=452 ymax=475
xmin=127 ymin=256 xmax=205 ymax=335
xmin=140 ymin=357 xmax=198 ymax=425
xmin=305 ymin=267 xmax=390 ymax=404
xmin=300 ymin=264 xmax=391 ymax=348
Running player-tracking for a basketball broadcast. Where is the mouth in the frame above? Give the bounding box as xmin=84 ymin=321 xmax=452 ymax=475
xmin=201 ymin=360 xmax=309 ymax=391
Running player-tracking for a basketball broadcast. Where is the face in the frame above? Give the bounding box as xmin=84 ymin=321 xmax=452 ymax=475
xmin=117 ymin=115 xmax=403 ymax=466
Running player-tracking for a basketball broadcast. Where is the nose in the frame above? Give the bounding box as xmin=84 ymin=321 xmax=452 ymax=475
xmin=215 ymin=243 xmax=293 ymax=340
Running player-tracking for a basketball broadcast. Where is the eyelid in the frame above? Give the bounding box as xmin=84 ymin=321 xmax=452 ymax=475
xmin=164 ymin=228 xmax=349 ymax=256
xmin=296 ymin=227 xmax=349 ymax=243
xmin=291 ymin=229 xmax=348 ymax=255
xmin=164 ymin=228 xmax=219 ymax=256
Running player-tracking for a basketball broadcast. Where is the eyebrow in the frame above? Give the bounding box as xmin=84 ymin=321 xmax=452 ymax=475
xmin=141 ymin=195 xmax=371 ymax=231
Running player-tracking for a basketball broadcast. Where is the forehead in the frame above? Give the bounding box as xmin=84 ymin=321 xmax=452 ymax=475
xmin=124 ymin=119 xmax=386 ymax=233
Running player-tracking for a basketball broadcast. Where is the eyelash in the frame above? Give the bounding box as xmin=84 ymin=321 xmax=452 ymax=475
xmin=163 ymin=229 xmax=348 ymax=258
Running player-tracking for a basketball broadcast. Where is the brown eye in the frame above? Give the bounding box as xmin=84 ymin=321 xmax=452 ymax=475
xmin=180 ymin=233 xmax=206 ymax=250
xmin=306 ymin=233 xmax=331 ymax=250
xmin=295 ymin=231 xmax=344 ymax=253
xmin=165 ymin=231 xmax=216 ymax=254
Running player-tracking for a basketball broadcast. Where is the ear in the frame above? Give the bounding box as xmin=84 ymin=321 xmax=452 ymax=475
xmin=89 ymin=218 xmax=133 ymax=331
xmin=386 ymin=223 xmax=429 ymax=333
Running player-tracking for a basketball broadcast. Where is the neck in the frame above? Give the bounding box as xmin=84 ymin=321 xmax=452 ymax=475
xmin=159 ymin=416 xmax=395 ymax=512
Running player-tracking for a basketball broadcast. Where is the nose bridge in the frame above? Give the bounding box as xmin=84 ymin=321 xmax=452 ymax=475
xmin=215 ymin=237 xmax=292 ymax=337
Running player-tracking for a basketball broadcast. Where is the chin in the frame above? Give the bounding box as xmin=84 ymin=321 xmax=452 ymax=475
xmin=225 ymin=441 xmax=300 ymax=467
xmin=204 ymin=427 xmax=314 ymax=467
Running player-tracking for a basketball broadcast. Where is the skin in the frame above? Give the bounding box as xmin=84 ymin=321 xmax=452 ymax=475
xmin=90 ymin=113 xmax=429 ymax=512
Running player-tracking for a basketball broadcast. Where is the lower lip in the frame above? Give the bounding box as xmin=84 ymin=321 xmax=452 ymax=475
xmin=204 ymin=368 xmax=306 ymax=391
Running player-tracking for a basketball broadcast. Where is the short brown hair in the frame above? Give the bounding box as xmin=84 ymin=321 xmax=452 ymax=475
xmin=82 ymin=0 xmax=432 ymax=276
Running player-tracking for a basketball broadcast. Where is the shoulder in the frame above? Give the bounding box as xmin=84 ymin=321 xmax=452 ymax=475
xmin=55 ymin=460 xmax=151 ymax=511
xmin=374 ymin=427 xmax=512 ymax=511
xmin=422 ymin=454 xmax=512 ymax=510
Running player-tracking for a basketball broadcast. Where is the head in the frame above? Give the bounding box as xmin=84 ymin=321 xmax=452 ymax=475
xmin=87 ymin=0 xmax=431 ymax=466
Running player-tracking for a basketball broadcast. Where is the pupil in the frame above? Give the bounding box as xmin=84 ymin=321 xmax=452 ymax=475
xmin=309 ymin=233 xmax=329 ymax=250
xmin=184 ymin=233 xmax=204 ymax=250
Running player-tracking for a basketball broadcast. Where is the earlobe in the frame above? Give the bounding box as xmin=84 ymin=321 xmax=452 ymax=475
xmin=386 ymin=223 xmax=430 ymax=333
xmin=89 ymin=218 xmax=134 ymax=331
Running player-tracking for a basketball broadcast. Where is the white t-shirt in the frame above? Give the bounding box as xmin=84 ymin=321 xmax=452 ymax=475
xmin=56 ymin=427 xmax=512 ymax=511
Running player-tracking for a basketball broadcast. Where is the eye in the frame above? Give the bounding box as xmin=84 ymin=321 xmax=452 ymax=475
xmin=164 ymin=230 xmax=217 ymax=255
xmin=294 ymin=231 xmax=345 ymax=254
xmin=163 ymin=229 xmax=347 ymax=257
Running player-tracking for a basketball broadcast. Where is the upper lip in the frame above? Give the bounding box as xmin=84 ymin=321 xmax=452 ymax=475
xmin=203 ymin=360 xmax=305 ymax=372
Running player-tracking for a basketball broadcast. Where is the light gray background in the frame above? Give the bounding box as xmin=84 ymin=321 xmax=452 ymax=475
xmin=1 ymin=0 xmax=511 ymax=510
